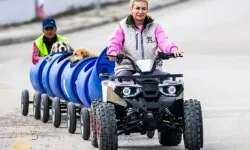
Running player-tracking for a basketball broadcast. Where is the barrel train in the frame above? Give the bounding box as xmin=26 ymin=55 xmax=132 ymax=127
xmin=21 ymin=48 xmax=114 ymax=139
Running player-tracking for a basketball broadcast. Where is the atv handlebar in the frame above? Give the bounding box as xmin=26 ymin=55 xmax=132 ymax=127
xmin=107 ymin=52 xmax=183 ymax=74
xmin=157 ymin=52 xmax=183 ymax=60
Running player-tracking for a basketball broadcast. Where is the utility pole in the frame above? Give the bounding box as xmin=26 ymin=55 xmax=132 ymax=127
xmin=34 ymin=0 xmax=38 ymax=18
xmin=95 ymin=0 xmax=101 ymax=16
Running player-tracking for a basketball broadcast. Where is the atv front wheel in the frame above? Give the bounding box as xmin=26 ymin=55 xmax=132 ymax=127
xmin=183 ymin=99 xmax=203 ymax=150
xmin=96 ymin=102 xmax=118 ymax=150
xmin=90 ymin=99 xmax=101 ymax=148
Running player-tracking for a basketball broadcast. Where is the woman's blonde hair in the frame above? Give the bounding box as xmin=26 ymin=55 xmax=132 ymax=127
xmin=130 ymin=0 xmax=148 ymax=8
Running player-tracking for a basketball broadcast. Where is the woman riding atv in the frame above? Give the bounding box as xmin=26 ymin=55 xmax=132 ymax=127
xmin=107 ymin=0 xmax=183 ymax=75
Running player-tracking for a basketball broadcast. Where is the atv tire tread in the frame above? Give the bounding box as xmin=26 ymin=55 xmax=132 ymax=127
xmin=96 ymin=102 xmax=118 ymax=150
xmin=183 ymin=99 xmax=203 ymax=150
xmin=90 ymin=99 xmax=101 ymax=147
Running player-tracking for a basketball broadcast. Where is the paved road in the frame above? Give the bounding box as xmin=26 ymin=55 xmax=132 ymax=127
xmin=0 ymin=0 xmax=250 ymax=149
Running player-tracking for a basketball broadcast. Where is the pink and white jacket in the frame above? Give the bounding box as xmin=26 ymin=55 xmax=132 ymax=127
xmin=107 ymin=15 xmax=178 ymax=74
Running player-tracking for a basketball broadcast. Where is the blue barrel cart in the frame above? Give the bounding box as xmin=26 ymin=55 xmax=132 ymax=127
xmin=21 ymin=53 xmax=72 ymax=125
xmin=21 ymin=48 xmax=115 ymax=139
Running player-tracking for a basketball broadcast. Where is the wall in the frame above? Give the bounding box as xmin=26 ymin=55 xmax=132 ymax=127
xmin=0 ymin=0 xmax=124 ymax=25
xmin=0 ymin=0 xmax=36 ymax=25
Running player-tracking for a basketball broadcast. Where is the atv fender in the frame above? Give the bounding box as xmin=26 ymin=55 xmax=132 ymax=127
xmin=177 ymin=91 xmax=184 ymax=100
xmin=102 ymin=81 xmax=127 ymax=107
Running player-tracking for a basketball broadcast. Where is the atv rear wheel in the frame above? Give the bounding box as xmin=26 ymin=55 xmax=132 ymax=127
xmin=96 ymin=102 xmax=118 ymax=150
xmin=147 ymin=130 xmax=155 ymax=138
xmin=183 ymin=99 xmax=203 ymax=150
xmin=158 ymin=130 xmax=182 ymax=146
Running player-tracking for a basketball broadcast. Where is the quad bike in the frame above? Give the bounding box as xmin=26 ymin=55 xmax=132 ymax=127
xmin=90 ymin=52 xmax=203 ymax=150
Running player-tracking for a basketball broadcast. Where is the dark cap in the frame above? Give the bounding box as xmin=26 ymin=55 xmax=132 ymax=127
xmin=42 ymin=18 xmax=57 ymax=29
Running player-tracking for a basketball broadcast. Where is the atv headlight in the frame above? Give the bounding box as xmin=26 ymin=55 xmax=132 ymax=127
xmin=115 ymin=87 xmax=141 ymax=98
xmin=159 ymin=85 xmax=183 ymax=97
xmin=168 ymin=86 xmax=176 ymax=94
xmin=122 ymin=87 xmax=131 ymax=96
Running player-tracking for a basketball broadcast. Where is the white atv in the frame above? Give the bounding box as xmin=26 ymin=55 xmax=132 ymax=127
xmin=89 ymin=52 xmax=203 ymax=150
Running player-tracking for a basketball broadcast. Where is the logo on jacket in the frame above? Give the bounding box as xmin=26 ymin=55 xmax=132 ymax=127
xmin=146 ymin=36 xmax=155 ymax=43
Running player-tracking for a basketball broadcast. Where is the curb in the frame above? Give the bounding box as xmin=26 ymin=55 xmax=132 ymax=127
xmin=0 ymin=0 xmax=185 ymax=46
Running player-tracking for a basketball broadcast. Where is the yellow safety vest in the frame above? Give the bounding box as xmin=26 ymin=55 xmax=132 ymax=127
xmin=34 ymin=34 xmax=68 ymax=56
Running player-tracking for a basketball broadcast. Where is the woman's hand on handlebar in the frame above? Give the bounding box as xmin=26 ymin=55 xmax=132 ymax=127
xmin=108 ymin=55 xmax=117 ymax=61
xmin=172 ymin=49 xmax=184 ymax=57
xmin=107 ymin=52 xmax=117 ymax=61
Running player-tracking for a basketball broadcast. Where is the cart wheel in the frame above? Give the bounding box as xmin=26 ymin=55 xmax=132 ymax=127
xmin=147 ymin=130 xmax=155 ymax=138
xmin=33 ymin=92 xmax=41 ymax=120
xmin=52 ymin=97 xmax=61 ymax=128
xmin=21 ymin=89 xmax=29 ymax=116
xmin=41 ymin=94 xmax=50 ymax=123
xmin=67 ymin=102 xmax=76 ymax=134
xmin=80 ymin=108 xmax=90 ymax=140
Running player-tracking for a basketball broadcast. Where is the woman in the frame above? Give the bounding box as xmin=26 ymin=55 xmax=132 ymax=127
xmin=107 ymin=0 xmax=183 ymax=76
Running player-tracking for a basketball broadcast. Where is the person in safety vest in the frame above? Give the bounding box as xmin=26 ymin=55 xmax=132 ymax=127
xmin=32 ymin=18 xmax=68 ymax=64
xmin=107 ymin=0 xmax=184 ymax=76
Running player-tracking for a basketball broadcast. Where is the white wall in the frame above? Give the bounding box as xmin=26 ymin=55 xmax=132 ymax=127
xmin=0 ymin=0 xmax=36 ymax=25
xmin=0 ymin=0 xmax=124 ymax=25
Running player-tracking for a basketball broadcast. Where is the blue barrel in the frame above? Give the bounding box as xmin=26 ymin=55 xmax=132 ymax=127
xmin=61 ymin=57 xmax=98 ymax=104
xmin=42 ymin=54 xmax=62 ymax=97
xmin=49 ymin=53 xmax=72 ymax=100
xmin=76 ymin=59 xmax=97 ymax=107
xmin=29 ymin=57 xmax=48 ymax=94
xmin=87 ymin=47 xmax=115 ymax=101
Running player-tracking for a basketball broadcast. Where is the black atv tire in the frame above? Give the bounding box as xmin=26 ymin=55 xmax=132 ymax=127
xmin=96 ymin=102 xmax=118 ymax=150
xmin=90 ymin=99 xmax=101 ymax=148
xmin=80 ymin=107 xmax=90 ymax=140
xmin=158 ymin=130 xmax=182 ymax=146
xmin=67 ymin=102 xmax=76 ymax=134
xmin=147 ymin=130 xmax=155 ymax=138
xmin=40 ymin=94 xmax=50 ymax=123
xmin=33 ymin=91 xmax=41 ymax=120
xmin=52 ymin=97 xmax=61 ymax=128
xmin=183 ymin=99 xmax=203 ymax=150
xmin=21 ymin=89 xmax=29 ymax=116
